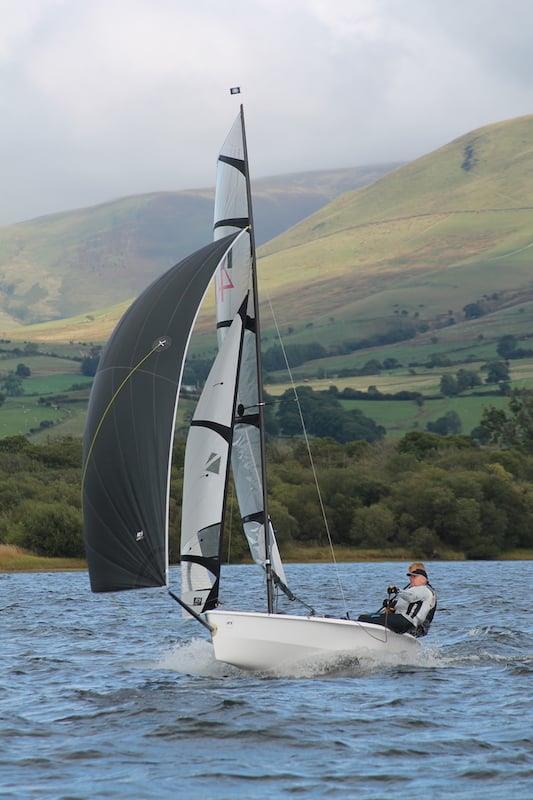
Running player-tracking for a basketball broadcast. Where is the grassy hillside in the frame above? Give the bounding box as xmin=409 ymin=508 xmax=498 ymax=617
xmin=0 ymin=545 xmax=85 ymax=572
xmin=0 ymin=300 xmax=132 ymax=343
xmin=0 ymin=327 xmax=526 ymax=442
xmin=2 ymin=115 xmax=533 ymax=442
xmin=256 ymin=114 xmax=533 ymax=327
xmin=0 ymin=164 xmax=396 ymax=326
xmin=6 ymin=114 xmax=532 ymax=350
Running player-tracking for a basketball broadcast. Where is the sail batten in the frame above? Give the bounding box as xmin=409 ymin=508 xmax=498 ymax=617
xmin=83 ymin=234 xmax=240 ymax=594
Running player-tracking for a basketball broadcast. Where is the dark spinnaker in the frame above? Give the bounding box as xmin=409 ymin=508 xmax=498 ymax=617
xmin=82 ymin=233 xmax=239 ymax=593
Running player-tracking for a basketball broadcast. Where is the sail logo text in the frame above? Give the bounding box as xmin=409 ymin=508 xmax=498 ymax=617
xmin=218 ymin=267 xmax=234 ymax=301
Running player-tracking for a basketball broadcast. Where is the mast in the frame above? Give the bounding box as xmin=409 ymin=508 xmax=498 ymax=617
xmin=240 ymin=103 xmax=274 ymax=614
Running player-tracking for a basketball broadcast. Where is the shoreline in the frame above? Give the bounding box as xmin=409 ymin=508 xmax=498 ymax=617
xmin=0 ymin=545 xmax=86 ymax=574
xmin=1 ymin=544 xmax=531 ymax=574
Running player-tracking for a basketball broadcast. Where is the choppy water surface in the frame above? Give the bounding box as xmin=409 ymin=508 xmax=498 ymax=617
xmin=2 ymin=561 xmax=532 ymax=799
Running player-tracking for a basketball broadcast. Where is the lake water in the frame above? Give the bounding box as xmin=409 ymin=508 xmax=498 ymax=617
xmin=2 ymin=561 xmax=532 ymax=799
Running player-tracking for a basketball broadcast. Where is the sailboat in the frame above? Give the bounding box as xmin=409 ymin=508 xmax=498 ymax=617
xmin=82 ymin=103 xmax=419 ymax=672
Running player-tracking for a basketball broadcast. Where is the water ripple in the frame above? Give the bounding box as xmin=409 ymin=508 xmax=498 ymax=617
xmin=2 ymin=561 xmax=532 ymax=799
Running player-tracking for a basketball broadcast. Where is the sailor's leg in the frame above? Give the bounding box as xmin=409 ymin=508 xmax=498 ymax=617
xmin=382 ymin=613 xmax=416 ymax=634
xmin=357 ymin=612 xmax=387 ymax=626
xmin=358 ymin=612 xmax=415 ymax=634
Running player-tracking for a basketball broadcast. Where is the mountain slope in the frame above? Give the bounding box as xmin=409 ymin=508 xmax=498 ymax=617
xmin=259 ymin=114 xmax=533 ymax=324
xmin=0 ymin=164 xmax=397 ymax=325
xmin=4 ymin=114 xmax=533 ymax=349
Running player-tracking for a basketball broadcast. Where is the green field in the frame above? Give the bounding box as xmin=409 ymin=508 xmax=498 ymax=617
xmin=0 ymin=354 xmax=81 ymax=374
xmin=27 ymin=402 xmax=87 ymax=441
xmin=27 ymin=393 xmax=196 ymax=442
xmin=268 ymin=357 xmax=533 ymax=396
xmin=338 ymin=394 xmax=509 ymax=437
xmin=264 ymin=298 xmax=533 ymax=382
xmin=0 ymin=396 xmax=67 ymax=437
xmin=0 ymin=334 xmax=527 ymax=441
xmin=0 ymin=346 xmax=94 ymax=438
xmin=269 ymin=368 xmax=448 ymax=396
xmin=22 ymin=374 xmax=92 ymax=395
xmin=0 ymin=341 xmax=200 ymax=440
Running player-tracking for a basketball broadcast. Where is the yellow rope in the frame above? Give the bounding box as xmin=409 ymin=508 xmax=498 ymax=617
xmin=81 ymin=230 xmax=250 ymax=503
xmin=81 ymin=342 xmax=162 ymax=494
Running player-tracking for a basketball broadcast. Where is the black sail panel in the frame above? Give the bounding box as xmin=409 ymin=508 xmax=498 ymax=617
xmin=83 ymin=234 xmax=238 ymax=593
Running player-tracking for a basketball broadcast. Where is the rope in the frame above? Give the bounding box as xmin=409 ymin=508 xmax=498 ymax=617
xmin=266 ymin=297 xmax=349 ymax=617
xmin=273 ymin=572 xmax=316 ymax=615
xmin=81 ymin=341 xmax=163 ymax=494
xmin=264 ymin=300 xmax=398 ymax=643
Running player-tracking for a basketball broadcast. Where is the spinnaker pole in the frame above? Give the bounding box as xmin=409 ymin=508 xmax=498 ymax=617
xmin=240 ymin=103 xmax=274 ymax=614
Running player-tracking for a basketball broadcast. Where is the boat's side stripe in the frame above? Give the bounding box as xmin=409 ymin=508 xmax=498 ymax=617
xmin=218 ymin=154 xmax=246 ymax=176
xmin=191 ymin=419 xmax=232 ymax=445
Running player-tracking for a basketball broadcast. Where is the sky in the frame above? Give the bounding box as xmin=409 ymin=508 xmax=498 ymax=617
xmin=2 ymin=0 xmax=533 ymax=224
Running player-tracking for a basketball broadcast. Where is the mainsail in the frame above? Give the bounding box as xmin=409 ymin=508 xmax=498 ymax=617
xmin=83 ymin=234 xmax=240 ymax=593
xmin=180 ymin=297 xmax=247 ymax=613
xmin=214 ymin=112 xmax=287 ymax=586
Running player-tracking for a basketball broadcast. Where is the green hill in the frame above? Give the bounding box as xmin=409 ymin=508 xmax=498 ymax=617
xmin=259 ymin=114 xmax=533 ymax=328
xmin=0 ymin=164 xmax=396 ymax=326
xmin=7 ymin=114 xmax=533 ymax=355
xmin=4 ymin=115 xmax=533 ymax=443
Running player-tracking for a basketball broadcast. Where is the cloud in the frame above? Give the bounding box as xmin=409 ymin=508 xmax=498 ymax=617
xmin=1 ymin=0 xmax=533 ymax=223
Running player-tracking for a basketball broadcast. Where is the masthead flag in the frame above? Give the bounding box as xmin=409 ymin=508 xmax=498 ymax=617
xmin=229 ymin=86 xmax=241 ymax=95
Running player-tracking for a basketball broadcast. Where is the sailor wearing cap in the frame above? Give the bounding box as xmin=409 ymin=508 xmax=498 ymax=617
xmin=357 ymin=562 xmax=437 ymax=636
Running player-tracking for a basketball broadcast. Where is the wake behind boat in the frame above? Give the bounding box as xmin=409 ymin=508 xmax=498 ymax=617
xmin=82 ymin=96 xmax=421 ymax=671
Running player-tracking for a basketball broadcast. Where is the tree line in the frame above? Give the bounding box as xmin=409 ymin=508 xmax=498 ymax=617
xmin=1 ymin=392 xmax=532 ymax=563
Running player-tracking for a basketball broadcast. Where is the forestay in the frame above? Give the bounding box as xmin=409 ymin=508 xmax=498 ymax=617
xmin=214 ymin=113 xmax=287 ymax=585
xmin=83 ymin=234 xmax=239 ymax=593
xmin=180 ymin=297 xmax=247 ymax=613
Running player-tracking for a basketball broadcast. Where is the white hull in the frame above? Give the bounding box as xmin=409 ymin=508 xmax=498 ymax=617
xmin=205 ymin=610 xmax=419 ymax=671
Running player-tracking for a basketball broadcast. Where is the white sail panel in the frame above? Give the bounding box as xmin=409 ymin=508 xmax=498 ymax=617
xmin=232 ymin=319 xmax=287 ymax=583
xmin=214 ymin=234 xmax=252 ymax=326
xmin=214 ymin=114 xmax=246 ymax=218
xmin=180 ymin=306 xmax=245 ymax=614
xmin=214 ymin=113 xmax=252 ymax=324
xmin=214 ymin=113 xmax=287 ymax=586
